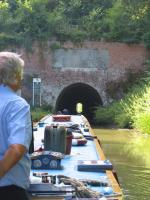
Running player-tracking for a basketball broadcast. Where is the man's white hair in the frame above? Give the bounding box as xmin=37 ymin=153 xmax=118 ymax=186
xmin=0 ymin=52 xmax=24 ymax=85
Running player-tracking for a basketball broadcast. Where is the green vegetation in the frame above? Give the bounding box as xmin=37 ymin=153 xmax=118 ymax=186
xmin=95 ymin=63 xmax=150 ymax=134
xmin=1 ymin=0 xmax=150 ymax=134
xmin=31 ymin=106 xmax=52 ymax=122
xmin=0 ymin=0 xmax=150 ymax=49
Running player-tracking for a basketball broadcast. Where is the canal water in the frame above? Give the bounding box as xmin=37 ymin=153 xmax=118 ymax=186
xmin=93 ymin=128 xmax=150 ymax=200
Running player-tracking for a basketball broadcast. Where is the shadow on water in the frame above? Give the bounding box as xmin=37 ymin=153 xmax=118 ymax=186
xmin=93 ymin=128 xmax=150 ymax=200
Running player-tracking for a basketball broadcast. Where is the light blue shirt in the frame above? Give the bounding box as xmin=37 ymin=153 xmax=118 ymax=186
xmin=0 ymin=85 xmax=32 ymax=189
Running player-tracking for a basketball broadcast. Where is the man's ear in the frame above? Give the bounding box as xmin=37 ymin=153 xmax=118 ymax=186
xmin=8 ymin=80 xmax=19 ymax=91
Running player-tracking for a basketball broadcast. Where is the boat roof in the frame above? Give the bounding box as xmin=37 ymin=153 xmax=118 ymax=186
xmin=30 ymin=114 xmax=122 ymax=200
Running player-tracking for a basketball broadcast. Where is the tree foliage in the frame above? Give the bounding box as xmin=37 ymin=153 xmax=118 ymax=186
xmin=0 ymin=0 xmax=150 ymax=48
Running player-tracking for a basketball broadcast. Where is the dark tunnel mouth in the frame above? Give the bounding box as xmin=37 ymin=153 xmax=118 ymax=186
xmin=55 ymin=83 xmax=102 ymax=123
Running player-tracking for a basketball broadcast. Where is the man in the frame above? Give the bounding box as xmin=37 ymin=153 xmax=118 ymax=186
xmin=0 ymin=52 xmax=32 ymax=200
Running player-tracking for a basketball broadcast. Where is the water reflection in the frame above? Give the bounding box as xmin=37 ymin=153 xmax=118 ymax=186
xmin=93 ymin=128 xmax=150 ymax=200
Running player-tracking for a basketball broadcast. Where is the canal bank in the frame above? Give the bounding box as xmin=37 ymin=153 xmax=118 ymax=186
xmin=94 ymin=128 xmax=150 ymax=200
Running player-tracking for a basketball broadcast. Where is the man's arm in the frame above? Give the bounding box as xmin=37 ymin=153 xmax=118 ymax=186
xmin=0 ymin=144 xmax=26 ymax=178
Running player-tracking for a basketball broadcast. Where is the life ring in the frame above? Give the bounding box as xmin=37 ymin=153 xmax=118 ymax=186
xmin=72 ymin=132 xmax=83 ymax=139
xmin=72 ymin=138 xmax=87 ymax=146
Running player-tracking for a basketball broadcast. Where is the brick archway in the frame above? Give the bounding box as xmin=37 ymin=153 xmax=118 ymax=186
xmin=55 ymin=83 xmax=102 ymax=123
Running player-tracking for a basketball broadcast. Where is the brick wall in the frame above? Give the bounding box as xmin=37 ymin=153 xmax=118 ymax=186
xmin=8 ymin=41 xmax=148 ymax=107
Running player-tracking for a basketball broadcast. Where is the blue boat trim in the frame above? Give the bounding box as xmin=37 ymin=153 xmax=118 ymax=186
xmin=29 ymin=114 xmax=123 ymax=200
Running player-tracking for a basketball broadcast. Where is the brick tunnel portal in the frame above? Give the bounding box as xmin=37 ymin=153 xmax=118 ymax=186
xmin=55 ymin=83 xmax=102 ymax=123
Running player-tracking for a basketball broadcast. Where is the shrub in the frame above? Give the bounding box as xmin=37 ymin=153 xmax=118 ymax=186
xmin=31 ymin=106 xmax=52 ymax=122
xmin=94 ymin=102 xmax=122 ymax=126
xmin=134 ymin=112 xmax=150 ymax=134
xmin=94 ymin=63 xmax=150 ymax=133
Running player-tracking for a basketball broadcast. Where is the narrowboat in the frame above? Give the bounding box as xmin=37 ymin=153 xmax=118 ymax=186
xmin=29 ymin=114 xmax=123 ymax=200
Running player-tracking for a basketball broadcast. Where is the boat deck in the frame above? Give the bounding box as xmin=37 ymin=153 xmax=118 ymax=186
xmin=30 ymin=115 xmax=122 ymax=200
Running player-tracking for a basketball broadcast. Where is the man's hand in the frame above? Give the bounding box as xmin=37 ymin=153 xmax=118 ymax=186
xmin=0 ymin=144 xmax=26 ymax=178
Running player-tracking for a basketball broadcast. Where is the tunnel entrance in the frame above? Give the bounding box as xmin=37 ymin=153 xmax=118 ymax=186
xmin=55 ymin=83 xmax=102 ymax=123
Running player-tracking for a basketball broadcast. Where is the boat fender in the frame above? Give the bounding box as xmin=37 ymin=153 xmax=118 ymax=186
xmin=72 ymin=138 xmax=87 ymax=146
xmin=72 ymin=132 xmax=83 ymax=139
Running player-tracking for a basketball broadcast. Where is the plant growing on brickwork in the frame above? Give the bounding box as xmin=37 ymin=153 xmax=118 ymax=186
xmin=105 ymin=69 xmax=144 ymax=100
xmin=50 ymin=42 xmax=62 ymax=51
xmin=95 ymin=61 xmax=150 ymax=133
